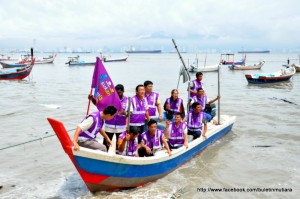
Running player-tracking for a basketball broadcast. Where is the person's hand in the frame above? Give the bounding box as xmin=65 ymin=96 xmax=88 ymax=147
xmin=106 ymin=139 xmax=112 ymax=146
xmin=166 ymin=120 xmax=170 ymax=127
xmin=146 ymin=147 xmax=152 ymax=154
xmin=167 ymin=150 xmax=172 ymax=156
xmin=184 ymin=142 xmax=188 ymax=149
xmin=73 ymin=141 xmax=80 ymax=151
xmin=88 ymin=94 xmax=93 ymax=100
xmin=158 ymin=115 xmax=163 ymax=122
xmin=119 ymin=110 xmax=126 ymax=115
xmin=202 ymin=134 xmax=207 ymax=139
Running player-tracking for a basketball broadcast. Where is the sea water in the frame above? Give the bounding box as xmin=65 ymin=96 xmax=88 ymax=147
xmin=0 ymin=53 xmax=299 ymax=198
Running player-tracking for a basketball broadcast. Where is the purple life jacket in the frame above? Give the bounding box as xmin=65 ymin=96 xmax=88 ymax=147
xmin=187 ymin=110 xmax=205 ymax=131
xmin=105 ymin=96 xmax=128 ymax=129
xmin=192 ymin=95 xmax=207 ymax=110
xmin=145 ymin=92 xmax=159 ymax=118
xmin=168 ymin=122 xmax=187 ymax=147
xmin=78 ymin=112 xmax=103 ymax=140
xmin=165 ymin=97 xmax=183 ymax=114
xmin=141 ymin=129 xmax=163 ymax=150
xmin=129 ymin=95 xmax=148 ymax=126
xmin=117 ymin=131 xmax=138 ymax=157
xmin=190 ymin=80 xmax=203 ymax=98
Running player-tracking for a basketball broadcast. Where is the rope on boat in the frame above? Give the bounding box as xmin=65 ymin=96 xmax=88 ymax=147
xmin=0 ymin=128 xmax=76 ymax=151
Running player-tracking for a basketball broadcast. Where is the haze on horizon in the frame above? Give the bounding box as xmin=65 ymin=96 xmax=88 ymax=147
xmin=0 ymin=0 xmax=299 ymax=53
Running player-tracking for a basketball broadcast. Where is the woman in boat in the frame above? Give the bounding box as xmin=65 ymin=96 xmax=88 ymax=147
xmin=164 ymin=113 xmax=188 ymax=149
xmin=72 ymin=106 xmax=117 ymax=152
xmin=139 ymin=119 xmax=171 ymax=157
xmin=187 ymin=102 xmax=207 ymax=140
xmin=117 ymin=126 xmax=140 ymax=156
xmin=163 ymin=89 xmax=185 ymax=122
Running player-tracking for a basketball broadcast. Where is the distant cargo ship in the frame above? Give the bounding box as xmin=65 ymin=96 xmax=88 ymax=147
xmin=238 ymin=50 xmax=270 ymax=54
xmin=125 ymin=49 xmax=161 ymax=54
xmin=125 ymin=46 xmax=161 ymax=54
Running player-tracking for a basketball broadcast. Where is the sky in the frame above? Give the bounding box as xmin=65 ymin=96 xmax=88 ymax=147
xmin=0 ymin=0 xmax=300 ymax=53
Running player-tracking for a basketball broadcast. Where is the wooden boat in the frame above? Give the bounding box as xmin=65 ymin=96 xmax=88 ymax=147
xmin=291 ymin=64 xmax=300 ymax=72
xmin=228 ymin=61 xmax=265 ymax=70
xmin=66 ymin=56 xmax=95 ymax=66
xmin=220 ymin=53 xmax=246 ymax=65
xmin=0 ymin=54 xmax=18 ymax=62
xmin=0 ymin=61 xmax=28 ymax=68
xmin=21 ymin=54 xmax=56 ymax=64
xmin=245 ymin=66 xmax=295 ymax=84
xmin=0 ymin=59 xmax=35 ymax=80
xmin=103 ymin=56 xmax=128 ymax=62
xmin=189 ymin=64 xmax=219 ymax=72
xmin=47 ymin=115 xmax=236 ymax=192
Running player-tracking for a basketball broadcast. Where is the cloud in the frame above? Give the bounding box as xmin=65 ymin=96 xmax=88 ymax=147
xmin=0 ymin=0 xmax=300 ymax=51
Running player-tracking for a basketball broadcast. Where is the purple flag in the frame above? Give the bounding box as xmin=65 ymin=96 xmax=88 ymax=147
xmin=91 ymin=57 xmax=121 ymax=111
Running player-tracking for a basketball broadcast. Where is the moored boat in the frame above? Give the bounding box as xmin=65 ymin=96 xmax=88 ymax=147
xmin=228 ymin=61 xmax=265 ymax=70
xmin=0 ymin=59 xmax=35 ymax=80
xmin=0 ymin=61 xmax=29 ymax=68
xmin=245 ymin=66 xmax=295 ymax=84
xmin=291 ymin=64 xmax=300 ymax=72
xmin=47 ymin=115 xmax=236 ymax=192
xmin=103 ymin=56 xmax=128 ymax=62
xmin=189 ymin=64 xmax=219 ymax=72
xmin=66 ymin=56 xmax=95 ymax=66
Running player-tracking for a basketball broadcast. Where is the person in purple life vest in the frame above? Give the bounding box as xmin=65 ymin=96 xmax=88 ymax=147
xmin=103 ymin=84 xmax=129 ymax=151
xmin=187 ymin=102 xmax=207 ymax=140
xmin=144 ymin=80 xmax=164 ymax=130
xmin=129 ymin=84 xmax=150 ymax=142
xmin=117 ymin=126 xmax=140 ymax=157
xmin=138 ymin=119 xmax=171 ymax=157
xmin=164 ymin=113 xmax=188 ymax=149
xmin=189 ymin=72 xmax=204 ymax=99
xmin=72 ymin=106 xmax=117 ymax=152
xmin=163 ymin=89 xmax=185 ymax=122
xmin=190 ymin=88 xmax=220 ymax=121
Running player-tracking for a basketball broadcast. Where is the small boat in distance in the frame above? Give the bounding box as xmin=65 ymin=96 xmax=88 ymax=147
xmin=22 ymin=54 xmax=56 ymax=64
xmin=245 ymin=65 xmax=295 ymax=84
xmin=102 ymin=55 xmax=128 ymax=62
xmin=0 ymin=54 xmax=18 ymax=62
xmin=291 ymin=64 xmax=300 ymax=72
xmin=220 ymin=53 xmax=246 ymax=65
xmin=66 ymin=56 xmax=95 ymax=66
xmin=0 ymin=62 xmax=29 ymax=68
xmin=189 ymin=64 xmax=219 ymax=72
xmin=228 ymin=61 xmax=265 ymax=70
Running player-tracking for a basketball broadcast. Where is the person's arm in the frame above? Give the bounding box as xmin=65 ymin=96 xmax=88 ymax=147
xmin=180 ymin=102 xmax=185 ymax=118
xmin=73 ymin=116 xmax=94 ymax=151
xmin=100 ymin=129 xmax=112 ymax=146
xmin=73 ymin=127 xmax=82 ymax=151
xmin=88 ymin=94 xmax=97 ymax=106
xmin=157 ymin=100 xmax=163 ymax=122
xmin=161 ymin=137 xmax=171 ymax=156
xmin=145 ymin=109 xmax=150 ymax=121
xmin=164 ymin=121 xmax=171 ymax=139
xmin=141 ymin=140 xmax=152 ymax=154
xmin=183 ymin=132 xmax=188 ymax=148
xmin=117 ymin=133 xmax=130 ymax=153
xmin=202 ymin=124 xmax=207 ymax=139
xmin=208 ymin=96 xmax=220 ymax=104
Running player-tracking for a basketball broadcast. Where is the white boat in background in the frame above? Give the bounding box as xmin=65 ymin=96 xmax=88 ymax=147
xmin=228 ymin=61 xmax=265 ymax=70
xmin=189 ymin=63 xmax=219 ymax=72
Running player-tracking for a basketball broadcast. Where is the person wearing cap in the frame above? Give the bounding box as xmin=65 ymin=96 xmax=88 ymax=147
xmin=117 ymin=126 xmax=140 ymax=157
xmin=73 ymin=106 xmax=117 ymax=152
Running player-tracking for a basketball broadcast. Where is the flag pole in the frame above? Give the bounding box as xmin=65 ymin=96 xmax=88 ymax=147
xmin=86 ymin=88 xmax=93 ymax=116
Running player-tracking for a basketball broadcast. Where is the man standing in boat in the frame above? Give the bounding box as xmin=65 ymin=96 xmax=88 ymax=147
xmin=103 ymin=84 xmax=129 ymax=151
xmin=129 ymin=84 xmax=150 ymax=142
xmin=117 ymin=126 xmax=140 ymax=156
xmin=139 ymin=119 xmax=171 ymax=157
xmin=187 ymin=102 xmax=207 ymax=140
xmin=72 ymin=106 xmax=117 ymax=151
xmin=164 ymin=113 xmax=188 ymax=149
xmin=144 ymin=80 xmax=164 ymax=130
xmin=189 ymin=72 xmax=204 ymax=99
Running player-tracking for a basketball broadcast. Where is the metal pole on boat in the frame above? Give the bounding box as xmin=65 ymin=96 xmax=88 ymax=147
xmin=218 ymin=55 xmax=221 ymax=125
xmin=172 ymin=39 xmax=191 ymax=112
xmin=125 ymin=97 xmax=131 ymax=156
